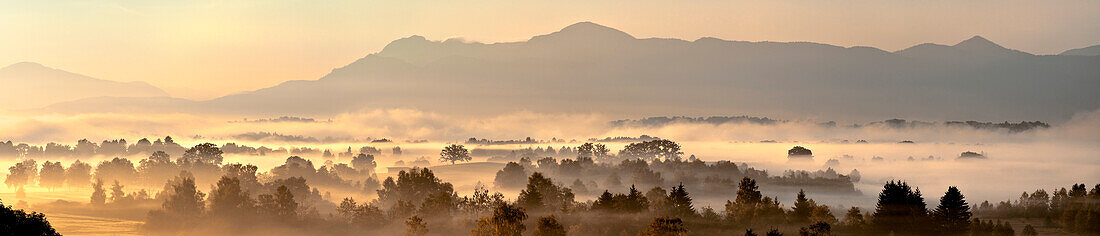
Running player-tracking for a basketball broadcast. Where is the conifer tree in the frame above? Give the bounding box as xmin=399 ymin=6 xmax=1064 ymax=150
xmin=932 ymin=186 xmax=971 ymax=235
xmin=792 ymin=189 xmax=814 ymax=223
xmin=872 ymin=181 xmax=930 ymax=235
xmin=667 ymin=183 xmax=694 ymax=218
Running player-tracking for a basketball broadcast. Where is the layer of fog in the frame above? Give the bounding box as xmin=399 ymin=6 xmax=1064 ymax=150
xmin=0 ymin=108 xmax=1096 ymax=233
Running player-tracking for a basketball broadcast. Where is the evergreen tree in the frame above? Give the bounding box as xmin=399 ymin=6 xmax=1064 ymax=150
xmin=666 ymin=183 xmax=694 ymax=218
xmin=932 ymin=186 xmax=971 ymax=235
xmin=792 ymin=189 xmax=814 ymax=223
xmin=736 ymin=177 xmax=763 ymax=205
xmin=592 ymin=190 xmax=615 ymax=211
xmin=872 ymin=181 xmax=930 ymax=235
xmin=1021 ymin=224 xmax=1038 ymax=236
xmin=623 ymin=185 xmax=649 ymax=212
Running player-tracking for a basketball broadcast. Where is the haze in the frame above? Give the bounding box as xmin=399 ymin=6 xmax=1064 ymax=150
xmin=0 ymin=1 xmax=1098 ymax=235
xmin=2 ymin=0 xmax=1099 ymax=99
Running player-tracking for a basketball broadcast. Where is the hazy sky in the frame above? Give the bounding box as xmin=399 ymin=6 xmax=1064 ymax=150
xmin=2 ymin=0 xmax=1097 ymax=100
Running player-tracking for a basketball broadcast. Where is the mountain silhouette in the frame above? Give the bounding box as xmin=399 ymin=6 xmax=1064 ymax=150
xmin=0 ymin=62 xmax=169 ymax=111
xmin=1060 ymin=45 xmax=1100 ymax=56
xmin=895 ymin=35 xmax=1031 ymax=62
xmin=40 ymin=23 xmax=1100 ymax=122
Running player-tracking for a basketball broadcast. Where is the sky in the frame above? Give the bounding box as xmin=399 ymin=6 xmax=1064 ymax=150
xmin=1 ymin=0 xmax=1098 ymax=100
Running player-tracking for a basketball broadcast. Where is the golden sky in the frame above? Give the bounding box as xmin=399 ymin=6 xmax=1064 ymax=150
xmin=1 ymin=0 xmax=1097 ymax=100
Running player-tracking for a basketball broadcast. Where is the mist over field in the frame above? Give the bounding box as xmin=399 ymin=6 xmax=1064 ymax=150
xmin=0 ymin=107 xmax=1096 ymax=235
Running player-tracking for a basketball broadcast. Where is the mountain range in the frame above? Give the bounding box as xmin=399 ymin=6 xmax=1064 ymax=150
xmin=15 ymin=22 xmax=1100 ymax=122
xmin=0 ymin=62 xmax=168 ymax=111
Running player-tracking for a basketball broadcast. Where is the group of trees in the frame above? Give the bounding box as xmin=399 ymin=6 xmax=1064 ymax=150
xmin=4 ymin=143 xmax=382 ymax=199
xmin=5 ymin=159 xmax=92 ymax=194
xmin=0 ymin=197 xmax=59 ymax=236
xmin=491 ymin=140 xmax=859 ymax=201
xmin=5 ymin=139 xmax=1096 ymax=235
xmin=973 ymin=183 xmax=1100 ymax=234
xmin=0 ymin=137 xmax=402 ymax=160
xmin=0 ymin=137 xmax=185 ymax=158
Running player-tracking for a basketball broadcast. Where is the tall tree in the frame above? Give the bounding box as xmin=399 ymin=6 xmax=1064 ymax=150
xmin=932 ymin=186 xmax=971 ymax=235
xmin=90 ymin=179 xmax=106 ymax=205
xmin=872 ymin=181 xmax=930 ymax=235
xmin=5 ymin=159 xmax=37 ymax=190
xmin=37 ymin=161 xmax=65 ymax=190
xmin=208 ymin=176 xmax=254 ymax=218
xmin=667 ymin=183 xmax=695 ymax=218
xmin=792 ymin=189 xmax=814 ymax=223
xmin=736 ymin=177 xmax=763 ymax=205
xmin=161 ymin=174 xmax=206 ymax=217
xmin=65 ymin=160 xmax=92 ymax=187
xmin=471 ymin=203 xmax=528 ymax=236
xmin=516 ymin=172 xmax=574 ymax=211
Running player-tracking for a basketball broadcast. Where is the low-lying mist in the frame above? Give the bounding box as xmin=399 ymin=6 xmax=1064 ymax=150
xmin=0 ymin=108 xmax=1097 ymax=235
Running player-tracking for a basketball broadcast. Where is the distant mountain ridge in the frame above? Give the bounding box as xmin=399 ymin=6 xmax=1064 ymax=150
xmin=39 ymin=22 xmax=1100 ymax=122
xmin=0 ymin=62 xmax=169 ymax=111
xmin=1060 ymin=45 xmax=1100 ymax=56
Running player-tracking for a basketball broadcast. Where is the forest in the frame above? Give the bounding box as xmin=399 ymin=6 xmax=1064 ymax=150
xmin=0 ymin=138 xmax=1097 ymax=235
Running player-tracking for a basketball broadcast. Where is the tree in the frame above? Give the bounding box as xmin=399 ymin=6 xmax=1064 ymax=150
xmin=931 ymin=186 xmax=971 ymax=235
xmin=109 ymin=181 xmax=126 ymax=203
xmin=842 ymin=207 xmax=867 ymax=230
xmin=377 ymin=168 xmax=455 ymax=208
xmin=666 ymin=183 xmax=695 ymax=218
xmin=516 ymin=172 xmax=574 ymax=211
xmin=639 ymin=216 xmax=687 ymax=236
xmin=404 ymin=216 xmax=427 ymax=236
xmin=162 ymin=174 xmax=206 ymax=217
xmin=37 ymin=161 xmax=65 ymax=190
xmin=418 ymin=191 xmax=458 ymax=216
xmin=577 ymin=143 xmax=611 ymax=161
xmin=736 ymin=177 xmax=763 ymax=205
xmin=179 ymin=143 xmax=224 ymax=167
xmin=5 ymin=159 xmax=37 ymax=190
xmin=137 ymin=151 xmax=178 ymax=185
xmin=145 ymin=172 xmax=206 ymax=232
xmin=90 ymin=179 xmax=106 ymax=205
xmin=494 ymin=162 xmax=528 ymax=189
xmin=471 ymin=203 xmax=528 ymax=236
xmin=65 ymin=160 xmax=92 ymax=187
xmin=619 ymin=140 xmax=682 ymax=161
xmin=792 ymin=189 xmax=814 ymax=223
xmin=726 ymin=177 xmax=785 ymax=227
xmin=0 ymin=197 xmax=60 ymax=236
xmin=1021 ymin=224 xmax=1038 ymax=236
xmin=534 ymin=215 xmax=566 ymax=236
xmin=810 ymin=206 xmax=838 ymax=226
xmin=269 ymin=185 xmax=298 ymax=218
xmin=208 ymin=176 xmax=254 ymax=218
xmin=351 ymin=153 xmax=377 ymax=174
xmin=439 ymin=144 xmax=471 ymax=165
xmin=93 ymin=157 xmax=137 ymax=185
xmin=872 ymin=181 xmax=930 ymax=235
xmin=798 ymin=221 xmax=831 ymax=236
